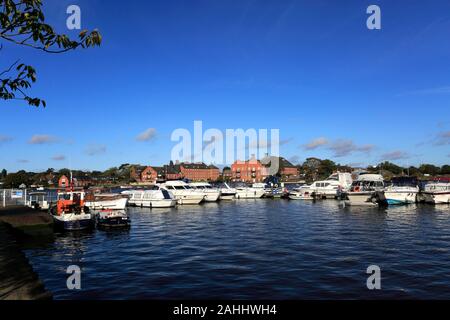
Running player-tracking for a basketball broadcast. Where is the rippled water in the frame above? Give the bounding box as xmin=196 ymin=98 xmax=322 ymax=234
xmin=22 ymin=200 xmax=450 ymax=299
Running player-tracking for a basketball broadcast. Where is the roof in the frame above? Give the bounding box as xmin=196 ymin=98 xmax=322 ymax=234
xmin=181 ymin=162 xmax=217 ymax=170
xmin=261 ymin=156 xmax=296 ymax=169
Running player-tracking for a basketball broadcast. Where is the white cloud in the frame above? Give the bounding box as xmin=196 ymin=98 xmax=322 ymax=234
xmin=85 ymin=144 xmax=106 ymax=156
xmin=136 ymin=128 xmax=157 ymax=142
xmin=302 ymin=137 xmax=328 ymax=150
xmin=380 ymin=151 xmax=410 ymax=161
xmin=51 ymin=155 xmax=66 ymax=161
xmin=327 ymin=139 xmax=374 ymax=157
xmin=29 ymin=134 xmax=58 ymax=144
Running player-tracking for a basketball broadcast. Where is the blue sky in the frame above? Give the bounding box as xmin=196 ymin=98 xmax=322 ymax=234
xmin=1 ymin=0 xmax=449 ymax=172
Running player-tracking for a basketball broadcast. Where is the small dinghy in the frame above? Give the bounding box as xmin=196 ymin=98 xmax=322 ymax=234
xmin=95 ymin=209 xmax=130 ymax=229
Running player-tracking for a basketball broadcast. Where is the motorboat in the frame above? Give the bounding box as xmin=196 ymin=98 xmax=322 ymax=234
xmin=384 ymin=177 xmax=419 ymax=205
xmin=50 ymin=191 xmax=93 ymax=231
xmin=234 ymin=184 xmax=266 ymax=199
xmin=159 ymin=180 xmax=205 ymax=205
xmin=344 ymin=173 xmax=385 ymax=206
xmin=215 ymin=182 xmax=237 ymax=200
xmin=84 ymin=193 xmax=128 ymax=210
xmin=420 ymin=180 xmax=450 ymax=204
xmin=252 ymin=182 xmax=283 ymax=198
xmin=94 ymin=209 xmax=130 ymax=229
xmin=122 ymin=187 xmax=177 ymax=208
xmin=26 ymin=191 xmax=53 ymax=210
xmin=189 ymin=182 xmax=221 ymax=202
xmin=288 ymin=185 xmax=314 ymax=200
xmin=309 ymin=172 xmax=353 ymax=199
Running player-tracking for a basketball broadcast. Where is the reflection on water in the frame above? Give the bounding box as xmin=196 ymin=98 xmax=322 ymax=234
xmin=22 ymin=200 xmax=450 ymax=299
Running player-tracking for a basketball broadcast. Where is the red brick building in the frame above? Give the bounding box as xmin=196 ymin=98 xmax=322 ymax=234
xmin=179 ymin=163 xmax=220 ymax=181
xmin=130 ymin=165 xmax=146 ymax=182
xmin=140 ymin=166 xmax=163 ymax=183
xmin=231 ymin=159 xmax=268 ymax=182
xmin=58 ymin=175 xmax=93 ymax=188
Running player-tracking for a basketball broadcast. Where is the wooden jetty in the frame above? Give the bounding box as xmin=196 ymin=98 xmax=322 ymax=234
xmin=0 ymin=206 xmax=53 ymax=300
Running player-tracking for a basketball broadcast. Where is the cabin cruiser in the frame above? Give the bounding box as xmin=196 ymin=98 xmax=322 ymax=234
xmin=234 ymin=183 xmax=266 ymax=199
xmin=26 ymin=191 xmax=53 ymax=210
xmin=384 ymin=177 xmax=419 ymax=205
xmin=50 ymin=191 xmax=93 ymax=231
xmin=84 ymin=193 xmax=129 ymax=210
xmin=159 ymin=180 xmax=205 ymax=205
xmin=252 ymin=182 xmax=284 ymax=198
xmin=288 ymin=185 xmax=314 ymax=200
xmin=122 ymin=187 xmax=177 ymax=208
xmin=344 ymin=174 xmax=385 ymax=206
xmin=94 ymin=209 xmax=130 ymax=229
xmin=308 ymin=172 xmax=353 ymax=199
xmin=420 ymin=181 xmax=450 ymax=204
xmin=189 ymin=182 xmax=221 ymax=202
xmin=216 ymin=182 xmax=237 ymax=200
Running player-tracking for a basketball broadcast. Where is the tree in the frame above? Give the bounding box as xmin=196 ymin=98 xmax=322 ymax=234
xmin=419 ymin=164 xmax=440 ymax=176
xmin=376 ymin=162 xmax=404 ymax=175
xmin=0 ymin=168 xmax=6 ymax=179
xmin=441 ymin=165 xmax=450 ymax=175
xmin=1 ymin=0 xmax=101 ymax=107
xmin=58 ymin=168 xmax=70 ymax=178
xmin=317 ymin=159 xmax=336 ymax=179
xmin=3 ymin=170 xmax=30 ymax=187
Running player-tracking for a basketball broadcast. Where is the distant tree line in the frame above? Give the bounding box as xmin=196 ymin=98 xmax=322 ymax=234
xmin=0 ymin=161 xmax=449 ymax=188
xmin=297 ymin=158 xmax=450 ymax=183
xmin=0 ymin=164 xmax=134 ymax=188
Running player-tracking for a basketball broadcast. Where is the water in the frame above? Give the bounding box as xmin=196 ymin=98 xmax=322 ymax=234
xmin=22 ymin=200 xmax=450 ymax=299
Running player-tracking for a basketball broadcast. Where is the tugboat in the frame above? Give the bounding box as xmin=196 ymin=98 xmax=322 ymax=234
xmin=50 ymin=190 xmax=93 ymax=231
xmin=95 ymin=209 xmax=130 ymax=229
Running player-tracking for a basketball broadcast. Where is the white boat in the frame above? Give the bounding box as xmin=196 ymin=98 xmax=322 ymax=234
xmin=234 ymin=185 xmax=266 ymax=199
xmin=217 ymin=182 xmax=237 ymax=200
xmin=288 ymin=185 xmax=314 ymax=200
xmin=189 ymin=182 xmax=221 ymax=202
xmin=122 ymin=188 xmax=177 ymax=208
xmin=308 ymin=172 xmax=353 ymax=199
xmin=384 ymin=177 xmax=419 ymax=205
xmin=85 ymin=193 xmax=129 ymax=210
xmin=345 ymin=173 xmax=385 ymax=206
xmin=421 ymin=182 xmax=450 ymax=204
xmin=159 ymin=181 xmax=205 ymax=205
xmin=26 ymin=191 xmax=53 ymax=210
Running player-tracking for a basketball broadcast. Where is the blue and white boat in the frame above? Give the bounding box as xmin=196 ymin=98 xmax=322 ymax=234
xmin=384 ymin=177 xmax=419 ymax=205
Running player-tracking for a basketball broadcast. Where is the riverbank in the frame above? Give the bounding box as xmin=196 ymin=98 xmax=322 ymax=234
xmin=0 ymin=206 xmax=52 ymax=300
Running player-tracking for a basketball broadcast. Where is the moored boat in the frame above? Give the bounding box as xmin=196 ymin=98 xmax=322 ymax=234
xmin=384 ymin=177 xmax=419 ymax=205
xmin=344 ymin=173 xmax=385 ymax=206
xmin=159 ymin=181 xmax=205 ymax=205
xmin=420 ymin=180 xmax=450 ymax=204
xmin=85 ymin=193 xmax=129 ymax=210
xmin=288 ymin=185 xmax=315 ymax=200
xmin=234 ymin=184 xmax=265 ymax=199
xmin=50 ymin=191 xmax=93 ymax=231
xmin=122 ymin=188 xmax=177 ymax=208
xmin=189 ymin=182 xmax=221 ymax=202
xmin=216 ymin=182 xmax=237 ymax=200
xmin=95 ymin=209 xmax=130 ymax=229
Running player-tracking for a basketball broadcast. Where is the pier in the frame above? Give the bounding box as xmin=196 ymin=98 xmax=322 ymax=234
xmin=0 ymin=206 xmax=53 ymax=300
